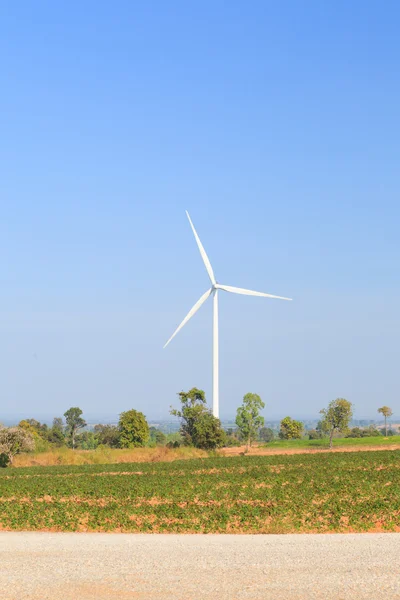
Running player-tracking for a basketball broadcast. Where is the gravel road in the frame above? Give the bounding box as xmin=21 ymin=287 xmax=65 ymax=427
xmin=1 ymin=533 xmax=400 ymax=600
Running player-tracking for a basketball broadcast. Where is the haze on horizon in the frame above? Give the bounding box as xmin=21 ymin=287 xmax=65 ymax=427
xmin=1 ymin=2 xmax=399 ymax=424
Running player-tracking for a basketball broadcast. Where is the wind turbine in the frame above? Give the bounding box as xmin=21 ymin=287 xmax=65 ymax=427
xmin=164 ymin=211 xmax=292 ymax=419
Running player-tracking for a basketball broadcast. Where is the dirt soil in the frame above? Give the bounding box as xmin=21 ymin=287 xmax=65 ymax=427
xmin=220 ymin=443 xmax=400 ymax=457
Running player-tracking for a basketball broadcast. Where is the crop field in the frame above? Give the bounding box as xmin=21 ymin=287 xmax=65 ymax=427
xmin=1 ymin=451 xmax=400 ymax=533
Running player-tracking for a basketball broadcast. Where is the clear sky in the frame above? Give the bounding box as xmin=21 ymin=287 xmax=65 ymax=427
xmin=1 ymin=1 xmax=399 ymax=422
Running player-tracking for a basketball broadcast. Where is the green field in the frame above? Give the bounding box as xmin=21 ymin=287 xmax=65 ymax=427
xmin=1 ymin=451 xmax=400 ymax=533
xmin=264 ymin=434 xmax=400 ymax=449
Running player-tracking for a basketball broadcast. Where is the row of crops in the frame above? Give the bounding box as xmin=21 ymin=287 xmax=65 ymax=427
xmin=0 ymin=451 xmax=399 ymax=532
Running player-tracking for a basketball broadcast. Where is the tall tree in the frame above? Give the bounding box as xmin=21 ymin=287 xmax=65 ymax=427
xmin=118 ymin=410 xmax=149 ymax=448
xmin=64 ymin=407 xmax=87 ymax=450
xmin=320 ymin=398 xmax=353 ymax=449
xmin=279 ymin=417 xmax=304 ymax=440
xmin=170 ymin=387 xmax=206 ymax=446
xmin=170 ymin=388 xmax=225 ymax=449
xmin=377 ymin=406 xmax=393 ymax=437
xmin=235 ymin=393 xmax=265 ymax=450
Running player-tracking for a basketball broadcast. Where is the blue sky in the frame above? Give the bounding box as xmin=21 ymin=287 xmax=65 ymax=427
xmin=1 ymin=1 xmax=399 ymax=422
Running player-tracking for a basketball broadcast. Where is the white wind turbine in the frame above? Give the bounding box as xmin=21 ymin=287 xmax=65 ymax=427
xmin=164 ymin=211 xmax=292 ymax=419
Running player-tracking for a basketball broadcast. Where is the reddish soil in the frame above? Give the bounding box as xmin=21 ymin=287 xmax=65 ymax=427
xmin=220 ymin=443 xmax=400 ymax=457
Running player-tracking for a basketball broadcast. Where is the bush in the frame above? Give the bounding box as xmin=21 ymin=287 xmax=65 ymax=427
xmin=308 ymin=429 xmax=323 ymax=440
xmin=346 ymin=426 xmax=384 ymax=438
xmin=0 ymin=453 xmax=10 ymax=468
xmin=225 ymin=434 xmax=241 ymax=447
xmin=166 ymin=441 xmax=181 ymax=449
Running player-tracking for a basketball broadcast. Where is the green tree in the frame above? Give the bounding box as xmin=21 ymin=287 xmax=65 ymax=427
xmin=53 ymin=417 xmax=64 ymax=430
xmin=345 ymin=427 xmax=363 ymax=438
xmin=365 ymin=425 xmax=381 ymax=437
xmin=235 ymin=393 xmax=265 ymax=450
xmin=94 ymin=424 xmax=120 ymax=448
xmin=192 ymin=412 xmax=226 ymax=449
xmin=64 ymin=407 xmax=87 ymax=450
xmin=46 ymin=417 xmax=65 ymax=446
xmin=320 ymin=398 xmax=353 ymax=449
xmin=75 ymin=430 xmax=98 ymax=450
xmin=118 ymin=410 xmax=149 ymax=448
xmin=171 ymin=387 xmax=206 ymax=445
xmin=377 ymin=406 xmax=393 ymax=437
xmin=18 ymin=419 xmax=51 ymax=452
xmin=259 ymin=427 xmax=274 ymax=443
xmin=308 ymin=429 xmax=322 ymax=440
xmin=149 ymin=427 xmax=167 ymax=446
xmin=18 ymin=419 xmax=48 ymax=438
xmin=46 ymin=427 xmax=65 ymax=446
xmin=170 ymin=387 xmax=225 ymax=449
xmin=279 ymin=417 xmax=304 ymax=440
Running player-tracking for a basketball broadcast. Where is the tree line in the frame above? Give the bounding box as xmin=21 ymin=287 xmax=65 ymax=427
xmin=0 ymin=391 xmax=396 ymax=466
xmin=0 ymin=407 xmax=151 ymax=466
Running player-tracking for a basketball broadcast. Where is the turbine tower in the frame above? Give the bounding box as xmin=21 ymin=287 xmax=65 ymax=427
xmin=164 ymin=211 xmax=292 ymax=419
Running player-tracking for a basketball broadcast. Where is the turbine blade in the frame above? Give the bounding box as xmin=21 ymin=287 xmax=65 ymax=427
xmin=163 ymin=288 xmax=212 ymax=348
xmin=217 ymin=284 xmax=292 ymax=301
xmin=186 ymin=211 xmax=216 ymax=285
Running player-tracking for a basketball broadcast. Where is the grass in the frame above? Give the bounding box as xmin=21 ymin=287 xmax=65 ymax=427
xmin=264 ymin=435 xmax=400 ymax=449
xmin=11 ymin=435 xmax=400 ymax=468
xmin=1 ymin=450 xmax=400 ymax=533
xmin=12 ymin=445 xmax=208 ymax=468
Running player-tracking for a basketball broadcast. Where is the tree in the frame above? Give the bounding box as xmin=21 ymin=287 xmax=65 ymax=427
xmin=308 ymin=429 xmax=322 ymax=440
xmin=118 ymin=410 xmax=149 ymax=448
xmin=279 ymin=417 xmax=304 ymax=440
xmin=18 ymin=419 xmax=48 ymax=437
xmin=75 ymin=431 xmax=98 ymax=450
xmin=94 ymin=424 xmax=120 ymax=448
xmin=377 ymin=406 xmax=393 ymax=437
xmin=64 ymin=407 xmax=87 ymax=450
xmin=345 ymin=427 xmax=363 ymax=438
xmin=18 ymin=419 xmax=51 ymax=451
xmin=191 ymin=411 xmax=226 ymax=449
xmin=170 ymin=387 xmax=225 ymax=449
xmin=365 ymin=425 xmax=382 ymax=437
xmin=149 ymin=428 xmax=167 ymax=446
xmin=46 ymin=417 xmax=65 ymax=446
xmin=171 ymin=387 xmax=206 ymax=445
xmin=0 ymin=426 xmax=35 ymax=466
xmin=53 ymin=417 xmax=64 ymax=432
xmin=320 ymin=398 xmax=353 ymax=449
xmin=346 ymin=425 xmax=382 ymax=438
xmin=235 ymin=393 xmax=265 ymax=450
xmin=259 ymin=427 xmax=275 ymax=443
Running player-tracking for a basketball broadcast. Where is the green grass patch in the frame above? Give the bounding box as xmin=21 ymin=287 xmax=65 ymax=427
xmin=265 ymin=435 xmax=400 ymax=449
